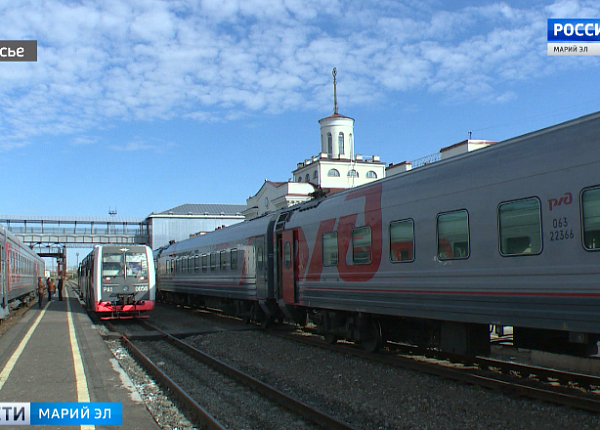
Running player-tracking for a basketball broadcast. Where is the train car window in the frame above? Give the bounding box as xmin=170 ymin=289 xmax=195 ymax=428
xmin=220 ymin=250 xmax=227 ymax=270
xmin=230 ymin=249 xmax=238 ymax=270
xmin=390 ymin=219 xmax=414 ymax=262
xmin=194 ymin=255 xmax=200 ymax=272
xmin=322 ymin=232 xmax=338 ymax=266
xmin=352 ymin=226 xmax=372 ymax=264
xmin=498 ymin=198 xmax=542 ymax=256
xmin=582 ymin=187 xmax=600 ymax=250
xmin=437 ymin=210 xmax=470 ymax=260
xmin=284 ymin=242 xmax=291 ymax=269
xmin=202 ymin=254 xmax=208 ymax=272
xmin=210 ymin=252 xmax=216 ymax=270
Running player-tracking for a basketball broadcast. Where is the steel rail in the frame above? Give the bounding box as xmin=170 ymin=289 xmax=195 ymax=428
xmin=476 ymin=356 xmax=600 ymax=388
xmin=120 ymin=335 xmax=226 ymax=430
xmin=269 ymin=329 xmax=600 ymax=414
xmin=140 ymin=320 xmax=358 ymax=430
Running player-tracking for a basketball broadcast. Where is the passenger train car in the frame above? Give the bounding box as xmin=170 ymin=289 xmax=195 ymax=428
xmin=156 ymin=110 xmax=600 ymax=356
xmin=78 ymin=245 xmax=155 ymax=319
xmin=0 ymin=224 xmax=45 ymax=318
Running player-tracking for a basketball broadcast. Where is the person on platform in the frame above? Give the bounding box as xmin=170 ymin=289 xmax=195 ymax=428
xmin=37 ymin=277 xmax=45 ymax=309
xmin=47 ymin=278 xmax=56 ymax=303
xmin=57 ymin=276 xmax=63 ymax=301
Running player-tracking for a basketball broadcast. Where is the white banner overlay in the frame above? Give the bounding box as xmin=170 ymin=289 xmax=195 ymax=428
xmin=548 ymin=42 xmax=600 ymax=55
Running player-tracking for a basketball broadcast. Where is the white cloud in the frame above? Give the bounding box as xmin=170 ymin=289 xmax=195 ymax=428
xmin=0 ymin=0 xmax=593 ymax=148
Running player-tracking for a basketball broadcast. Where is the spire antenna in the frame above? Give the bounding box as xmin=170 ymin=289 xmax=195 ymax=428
xmin=332 ymin=67 xmax=338 ymax=115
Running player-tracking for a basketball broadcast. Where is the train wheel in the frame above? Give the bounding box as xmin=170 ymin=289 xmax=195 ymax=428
xmin=360 ymin=320 xmax=382 ymax=353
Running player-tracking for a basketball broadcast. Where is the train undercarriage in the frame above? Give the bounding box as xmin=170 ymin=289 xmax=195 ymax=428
xmin=157 ymin=290 xmax=599 ymax=358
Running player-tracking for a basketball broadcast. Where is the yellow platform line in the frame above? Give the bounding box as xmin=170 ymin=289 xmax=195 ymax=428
xmin=65 ymin=287 xmax=95 ymax=430
xmin=0 ymin=289 xmax=95 ymax=429
xmin=0 ymin=301 xmax=48 ymax=392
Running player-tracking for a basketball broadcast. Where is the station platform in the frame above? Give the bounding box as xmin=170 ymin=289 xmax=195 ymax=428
xmin=0 ymin=286 xmax=160 ymax=429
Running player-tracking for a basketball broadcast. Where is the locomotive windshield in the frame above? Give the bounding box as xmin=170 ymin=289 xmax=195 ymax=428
xmin=102 ymin=251 xmax=148 ymax=279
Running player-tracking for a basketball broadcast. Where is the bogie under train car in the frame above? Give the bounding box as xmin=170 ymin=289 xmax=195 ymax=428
xmin=156 ymin=111 xmax=600 ymax=357
xmin=0 ymin=224 xmax=45 ymax=318
xmin=78 ymin=245 xmax=155 ymax=319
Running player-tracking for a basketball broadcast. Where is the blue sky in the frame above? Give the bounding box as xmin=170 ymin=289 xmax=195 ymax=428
xmin=1 ymin=0 xmax=599 ymax=219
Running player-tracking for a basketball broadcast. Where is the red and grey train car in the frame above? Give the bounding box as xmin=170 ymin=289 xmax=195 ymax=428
xmin=78 ymin=245 xmax=155 ymax=319
xmin=156 ymin=110 xmax=600 ymax=356
xmin=0 ymin=224 xmax=45 ymax=317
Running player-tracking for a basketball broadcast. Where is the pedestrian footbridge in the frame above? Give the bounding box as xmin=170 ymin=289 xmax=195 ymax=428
xmin=0 ymin=215 xmax=150 ymax=247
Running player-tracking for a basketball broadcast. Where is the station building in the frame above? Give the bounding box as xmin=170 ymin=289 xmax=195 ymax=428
xmin=147 ymin=203 xmax=246 ymax=249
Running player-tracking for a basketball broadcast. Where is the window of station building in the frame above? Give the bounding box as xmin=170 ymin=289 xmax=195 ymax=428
xmin=437 ymin=210 xmax=470 ymax=260
xmin=582 ymin=187 xmax=600 ymax=250
xmin=322 ymin=232 xmax=338 ymax=266
xmin=220 ymin=250 xmax=227 ymax=270
xmin=194 ymin=255 xmax=200 ymax=272
xmin=305 ymin=174 xmax=310 ymax=183
xmin=313 ymin=170 xmax=318 ymax=180
xmin=366 ymin=171 xmax=377 ymax=179
xmin=328 ymin=169 xmax=340 ymax=177
xmin=390 ymin=219 xmax=414 ymax=262
xmin=298 ymin=176 xmax=302 ymax=182
xmin=230 ymin=248 xmax=238 ymax=270
xmin=352 ymin=226 xmax=372 ymax=264
xmin=201 ymin=254 xmax=208 ymax=272
xmin=498 ymin=198 xmax=542 ymax=256
xmin=339 ymin=132 xmax=345 ymax=155
xmin=210 ymin=252 xmax=216 ymax=270
xmin=348 ymin=169 xmax=359 ymax=178
xmin=327 ymin=133 xmax=333 ymax=154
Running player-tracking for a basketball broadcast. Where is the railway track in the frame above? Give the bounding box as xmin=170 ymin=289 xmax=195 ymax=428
xmin=112 ymin=319 xmax=358 ymax=430
xmin=269 ymin=327 xmax=600 ymax=414
xmin=153 ymin=303 xmax=600 ymax=413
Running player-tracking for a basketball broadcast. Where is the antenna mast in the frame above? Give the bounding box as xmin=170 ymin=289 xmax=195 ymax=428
xmin=332 ymin=67 xmax=338 ymax=115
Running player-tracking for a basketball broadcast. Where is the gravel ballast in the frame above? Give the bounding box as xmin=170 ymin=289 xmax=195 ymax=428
xmin=108 ymin=305 xmax=600 ymax=430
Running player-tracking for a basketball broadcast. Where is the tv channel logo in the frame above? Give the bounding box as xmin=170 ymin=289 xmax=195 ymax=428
xmin=0 ymin=402 xmax=122 ymax=426
xmin=547 ymin=19 xmax=600 ymax=55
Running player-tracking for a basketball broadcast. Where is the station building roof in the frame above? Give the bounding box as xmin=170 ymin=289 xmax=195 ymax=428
xmin=150 ymin=203 xmax=246 ymax=217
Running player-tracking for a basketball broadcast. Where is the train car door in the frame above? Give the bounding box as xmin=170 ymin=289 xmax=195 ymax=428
xmin=281 ymin=229 xmax=298 ymax=303
xmin=253 ymin=236 xmax=268 ymax=298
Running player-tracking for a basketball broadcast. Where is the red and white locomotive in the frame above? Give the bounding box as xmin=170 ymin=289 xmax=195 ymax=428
xmin=78 ymin=245 xmax=155 ymax=319
xmin=0 ymin=224 xmax=45 ymax=318
xmin=156 ymin=110 xmax=600 ymax=356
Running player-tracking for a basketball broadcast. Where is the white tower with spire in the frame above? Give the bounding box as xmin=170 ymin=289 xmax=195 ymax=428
xmin=293 ymin=68 xmax=385 ymax=190
xmin=245 ymin=68 xmax=386 ymax=220
xmin=318 ymin=68 xmax=355 ymax=159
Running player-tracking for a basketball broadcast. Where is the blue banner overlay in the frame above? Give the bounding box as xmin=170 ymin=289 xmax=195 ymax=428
xmin=548 ymin=19 xmax=600 ymax=42
xmin=0 ymin=402 xmax=122 ymax=425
